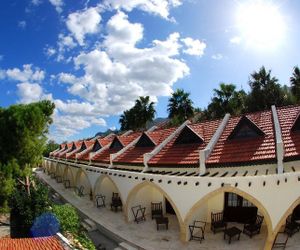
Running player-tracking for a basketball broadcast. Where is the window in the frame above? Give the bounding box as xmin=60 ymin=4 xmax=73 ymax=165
xmin=110 ymin=138 xmax=123 ymax=149
xmin=92 ymin=140 xmax=102 ymax=152
xmin=226 ymin=192 xmax=255 ymax=207
xmin=175 ymin=126 xmax=203 ymax=144
xmin=135 ymin=133 xmax=156 ymax=147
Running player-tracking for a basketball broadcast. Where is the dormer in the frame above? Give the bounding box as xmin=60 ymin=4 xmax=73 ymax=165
xmin=228 ymin=116 xmax=264 ymax=140
xmin=291 ymin=112 xmax=300 ymax=132
xmin=78 ymin=141 xmax=87 ymax=153
xmin=109 ymin=137 xmax=124 ymax=149
xmin=70 ymin=142 xmax=77 ymax=151
xmin=135 ymin=133 xmax=156 ymax=147
xmin=174 ymin=125 xmax=204 ymax=144
xmin=92 ymin=139 xmax=102 ymax=152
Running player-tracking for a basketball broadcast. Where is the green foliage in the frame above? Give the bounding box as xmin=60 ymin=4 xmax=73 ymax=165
xmin=167 ymin=89 xmax=194 ymax=125
xmin=291 ymin=66 xmax=300 ymax=102
xmin=75 ymin=231 xmax=96 ymax=250
xmin=119 ymin=96 xmax=155 ymax=131
xmin=0 ymin=100 xmax=55 ymax=168
xmin=43 ymin=140 xmax=59 ymax=157
xmin=52 ymin=204 xmax=80 ymax=233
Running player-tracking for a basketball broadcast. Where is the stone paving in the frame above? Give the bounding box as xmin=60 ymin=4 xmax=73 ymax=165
xmin=37 ymin=171 xmax=300 ymax=250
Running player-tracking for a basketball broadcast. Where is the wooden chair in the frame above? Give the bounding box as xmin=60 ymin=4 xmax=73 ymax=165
xmin=131 ymin=205 xmax=146 ymax=223
xmin=111 ymin=193 xmax=122 ymax=212
xmin=284 ymin=214 xmax=299 ymax=237
xmin=211 ymin=212 xmax=227 ymax=234
xmin=56 ymin=175 xmax=62 ymax=183
xmin=95 ymin=194 xmax=106 ymax=208
xmin=243 ymin=214 xmax=264 ymax=238
xmin=272 ymin=232 xmax=288 ymax=249
xmin=74 ymin=185 xmax=84 ymax=197
xmin=63 ymin=179 xmax=71 ymax=188
xmin=189 ymin=220 xmax=206 ymax=243
xmin=50 ymin=172 xmax=56 ymax=179
xmin=151 ymin=202 xmax=163 ymax=219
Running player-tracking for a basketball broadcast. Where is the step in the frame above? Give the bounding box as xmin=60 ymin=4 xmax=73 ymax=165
xmin=81 ymin=221 xmax=97 ymax=232
xmin=84 ymin=218 xmax=97 ymax=231
xmin=118 ymin=242 xmax=138 ymax=250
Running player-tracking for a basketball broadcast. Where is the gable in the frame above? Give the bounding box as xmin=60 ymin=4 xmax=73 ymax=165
xmin=78 ymin=142 xmax=87 ymax=153
xmin=92 ymin=140 xmax=102 ymax=152
xmin=71 ymin=143 xmax=77 ymax=151
xmin=228 ymin=116 xmax=264 ymax=140
xmin=291 ymin=112 xmax=300 ymax=132
xmin=109 ymin=137 xmax=123 ymax=149
xmin=174 ymin=126 xmax=203 ymax=145
xmin=135 ymin=133 xmax=156 ymax=147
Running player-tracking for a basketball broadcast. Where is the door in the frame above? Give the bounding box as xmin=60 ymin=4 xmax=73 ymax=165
xmin=224 ymin=192 xmax=257 ymax=223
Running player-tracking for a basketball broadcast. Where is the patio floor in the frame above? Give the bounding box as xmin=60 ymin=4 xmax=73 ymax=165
xmin=37 ymin=171 xmax=300 ymax=249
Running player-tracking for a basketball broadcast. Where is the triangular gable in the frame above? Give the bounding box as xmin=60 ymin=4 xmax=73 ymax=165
xmin=109 ymin=137 xmax=124 ymax=149
xmin=228 ymin=116 xmax=265 ymax=140
xmin=291 ymin=112 xmax=300 ymax=132
xmin=71 ymin=143 xmax=77 ymax=151
xmin=78 ymin=142 xmax=87 ymax=153
xmin=64 ymin=144 xmax=69 ymax=150
xmin=174 ymin=125 xmax=204 ymax=144
xmin=135 ymin=133 xmax=156 ymax=147
xmin=92 ymin=139 xmax=102 ymax=152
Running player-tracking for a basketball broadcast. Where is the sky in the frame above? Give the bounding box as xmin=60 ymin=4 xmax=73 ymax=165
xmin=0 ymin=0 xmax=299 ymax=143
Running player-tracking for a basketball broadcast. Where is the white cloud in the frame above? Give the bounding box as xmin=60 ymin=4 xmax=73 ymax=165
xmin=66 ymin=7 xmax=101 ymax=45
xmin=49 ymin=0 xmax=63 ymax=13
xmin=230 ymin=36 xmax=242 ymax=44
xmin=32 ymin=0 xmax=42 ymax=6
xmin=18 ymin=21 xmax=26 ymax=29
xmin=44 ymin=46 xmax=56 ymax=57
xmin=181 ymin=37 xmax=206 ymax=56
xmin=6 ymin=64 xmax=45 ymax=82
xmin=103 ymin=0 xmax=182 ymax=20
xmin=17 ymin=82 xmax=52 ymax=104
xmin=212 ymin=53 xmax=223 ymax=60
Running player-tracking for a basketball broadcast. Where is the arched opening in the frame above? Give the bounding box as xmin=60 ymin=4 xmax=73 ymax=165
xmin=184 ymin=186 xmax=272 ymax=248
xmin=49 ymin=161 xmax=57 ymax=175
xmin=93 ymin=175 xmax=123 ymax=206
xmin=75 ymin=169 xmax=92 ymax=197
xmin=55 ymin=162 xmax=65 ymax=179
xmin=125 ymin=181 xmax=184 ymax=239
xmin=62 ymin=166 xmax=75 ymax=187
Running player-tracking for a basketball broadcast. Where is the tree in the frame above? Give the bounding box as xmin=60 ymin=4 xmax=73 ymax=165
xmin=291 ymin=66 xmax=300 ymax=102
xmin=167 ymin=89 xmax=194 ymax=125
xmin=43 ymin=140 xmax=59 ymax=157
xmin=205 ymin=83 xmax=247 ymax=119
xmin=119 ymin=96 xmax=155 ymax=131
xmin=246 ymin=66 xmax=289 ymax=112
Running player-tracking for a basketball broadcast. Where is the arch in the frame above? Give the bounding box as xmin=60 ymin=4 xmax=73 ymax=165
xmin=62 ymin=165 xmax=75 ymax=187
xmin=125 ymin=181 xmax=185 ymax=240
xmin=93 ymin=175 xmax=124 ymax=205
xmin=183 ymin=186 xmax=273 ymax=247
xmin=50 ymin=161 xmax=57 ymax=175
xmin=75 ymin=169 xmax=92 ymax=196
xmin=56 ymin=162 xmax=66 ymax=178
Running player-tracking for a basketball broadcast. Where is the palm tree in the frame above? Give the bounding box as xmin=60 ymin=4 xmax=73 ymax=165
xmin=167 ymin=89 xmax=194 ymax=124
xmin=291 ymin=66 xmax=300 ymax=102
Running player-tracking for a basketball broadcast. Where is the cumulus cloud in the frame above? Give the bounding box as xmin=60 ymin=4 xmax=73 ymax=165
xmin=6 ymin=64 xmax=45 ymax=82
xmin=49 ymin=0 xmax=63 ymax=13
xmin=66 ymin=7 xmax=101 ymax=45
xmin=18 ymin=21 xmax=27 ymax=29
xmin=230 ymin=36 xmax=242 ymax=44
xmin=32 ymin=0 xmax=42 ymax=5
xmin=103 ymin=0 xmax=182 ymax=20
xmin=181 ymin=37 xmax=206 ymax=56
xmin=17 ymin=82 xmax=52 ymax=103
xmin=44 ymin=46 xmax=56 ymax=57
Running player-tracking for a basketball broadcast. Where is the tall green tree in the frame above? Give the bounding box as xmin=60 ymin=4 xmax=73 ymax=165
xmin=246 ymin=66 xmax=289 ymax=112
xmin=291 ymin=66 xmax=300 ymax=102
xmin=167 ymin=89 xmax=194 ymax=125
xmin=119 ymin=96 xmax=155 ymax=131
xmin=43 ymin=140 xmax=59 ymax=157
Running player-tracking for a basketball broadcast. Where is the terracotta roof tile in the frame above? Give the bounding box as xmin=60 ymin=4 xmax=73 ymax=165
xmin=0 ymin=236 xmax=64 ymax=250
xmin=206 ymin=110 xmax=276 ymax=165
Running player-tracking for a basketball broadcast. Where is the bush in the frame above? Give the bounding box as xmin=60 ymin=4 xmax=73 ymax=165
xmin=52 ymin=204 xmax=80 ymax=233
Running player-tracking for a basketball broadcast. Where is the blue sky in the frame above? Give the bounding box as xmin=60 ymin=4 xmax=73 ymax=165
xmin=0 ymin=0 xmax=299 ymax=142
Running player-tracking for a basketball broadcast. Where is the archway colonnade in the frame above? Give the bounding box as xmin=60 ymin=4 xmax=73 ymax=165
xmin=43 ymin=159 xmax=300 ymax=250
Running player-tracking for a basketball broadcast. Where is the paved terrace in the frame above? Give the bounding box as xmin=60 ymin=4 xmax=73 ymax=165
xmin=36 ymin=171 xmax=300 ymax=250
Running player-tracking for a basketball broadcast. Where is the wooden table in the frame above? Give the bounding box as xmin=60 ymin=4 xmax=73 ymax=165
xmin=224 ymin=226 xmax=241 ymax=244
xmin=156 ymin=217 xmax=169 ymax=230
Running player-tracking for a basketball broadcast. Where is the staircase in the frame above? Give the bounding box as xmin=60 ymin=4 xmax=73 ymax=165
xmin=81 ymin=218 xmax=97 ymax=232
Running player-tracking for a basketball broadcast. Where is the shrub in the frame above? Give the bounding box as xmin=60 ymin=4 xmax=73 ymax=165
xmin=52 ymin=204 xmax=79 ymax=233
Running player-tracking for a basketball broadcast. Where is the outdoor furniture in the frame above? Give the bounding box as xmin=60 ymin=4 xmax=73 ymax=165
xmin=224 ymin=226 xmax=241 ymax=244
xmin=272 ymin=232 xmax=289 ymax=249
xmin=131 ymin=205 xmax=146 ymax=223
xmin=284 ymin=214 xmax=299 ymax=237
xmin=243 ymin=214 xmax=264 ymax=238
xmin=95 ymin=194 xmax=106 ymax=208
xmin=111 ymin=193 xmax=122 ymax=212
xmin=151 ymin=202 xmax=163 ymax=219
xmin=189 ymin=220 xmax=206 ymax=243
xmin=50 ymin=172 xmax=56 ymax=179
xmin=156 ymin=216 xmax=169 ymax=230
xmin=211 ymin=211 xmax=227 ymax=234
xmin=74 ymin=185 xmax=84 ymax=197
xmin=56 ymin=175 xmax=62 ymax=183
xmin=63 ymin=179 xmax=71 ymax=188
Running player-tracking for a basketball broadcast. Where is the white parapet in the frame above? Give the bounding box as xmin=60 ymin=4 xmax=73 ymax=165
xmin=143 ymin=120 xmax=191 ymax=172
xmin=271 ymin=105 xmax=284 ymax=174
xmin=199 ymin=113 xmax=231 ymax=175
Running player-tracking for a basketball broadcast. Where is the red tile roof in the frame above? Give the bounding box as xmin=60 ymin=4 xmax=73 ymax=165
xmin=66 ymin=141 xmax=83 ymax=159
xmin=0 ymin=236 xmax=64 ymax=250
xmin=55 ymin=143 xmax=73 ymax=158
xmin=206 ymin=110 xmax=276 ymax=165
xmin=148 ymin=120 xmax=221 ymax=166
xmin=114 ymin=127 xmax=177 ymax=164
xmin=277 ymin=105 xmax=300 ymax=160
xmin=91 ymin=132 xmax=141 ymax=164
